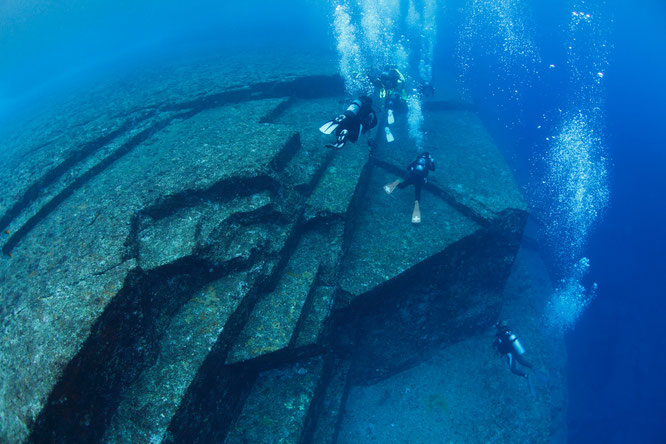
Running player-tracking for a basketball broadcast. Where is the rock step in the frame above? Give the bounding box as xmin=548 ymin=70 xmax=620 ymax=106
xmin=280 ymin=131 xmax=336 ymax=195
xmin=304 ymin=141 xmax=371 ymax=223
xmin=103 ymin=271 xmax=256 ymax=444
xmin=337 ymin=165 xmax=481 ymax=308
xmin=0 ymin=111 xmax=162 ymax=255
xmin=291 ymin=285 xmax=336 ymax=350
xmin=100 ymin=216 xmax=299 ymax=443
xmin=226 ymin=229 xmax=325 ymax=364
xmin=272 ymin=97 xmax=346 ymax=196
xmin=137 ymin=191 xmax=274 ymax=270
xmin=309 ymin=358 xmax=353 ymax=444
xmin=7 ymin=99 xmax=301 ymax=443
xmin=0 ymin=111 xmax=142 ymax=232
xmin=225 ymin=356 xmax=326 ymax=444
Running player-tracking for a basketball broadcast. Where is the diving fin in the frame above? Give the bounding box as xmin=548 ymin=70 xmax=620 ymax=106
xmin=326 ymin=129 xmax=348 ymax=149
xmin=319 ymin=120 xmax=339 ymax=135
xmin=326 ymin=142 xmax=344 ymax=149
xmin=411 ymin=201 xmax=421 ymax=224
xmin=385 ymin=127 xmax=395 ymax=143
xmin=387 ymin=109 xmax=395 ymax=125
xmin=527 ymin=374 xmax=536 ymax=398
xmin=384 ymin=180 xmax=400 ymax=194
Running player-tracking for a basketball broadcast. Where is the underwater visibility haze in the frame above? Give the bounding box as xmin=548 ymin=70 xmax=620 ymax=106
xmin=1 ymin=0 xmax=664 ymax=442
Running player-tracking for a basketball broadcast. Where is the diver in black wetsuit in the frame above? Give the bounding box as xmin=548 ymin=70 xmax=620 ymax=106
xmin=383 ymin=151 xmax=435 ymax=224
xmin=377 ymin=67 xmax=407 ymax=143
xmin=319 ymin=96 xmax=378 ymax=149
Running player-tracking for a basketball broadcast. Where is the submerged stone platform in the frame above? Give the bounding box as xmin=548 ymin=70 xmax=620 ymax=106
xmin=0 ymin=48 xmax=563 ymax=443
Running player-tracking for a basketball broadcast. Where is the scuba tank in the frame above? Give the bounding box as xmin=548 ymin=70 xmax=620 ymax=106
xmin=509 ymin=333 xmax=526 ymax=355
xmin=345 ymin=100 xmax=362 ymax=117
xmin=413 ymin=155 xmax=427 ymax=176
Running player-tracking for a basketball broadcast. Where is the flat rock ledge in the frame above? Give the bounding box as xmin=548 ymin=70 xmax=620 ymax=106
xmin=0 ymin=56 xmax=543 ymax=443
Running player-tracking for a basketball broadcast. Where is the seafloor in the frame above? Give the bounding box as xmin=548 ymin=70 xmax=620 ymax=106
xmin=0 ymin=44 xmax=565 ymax=443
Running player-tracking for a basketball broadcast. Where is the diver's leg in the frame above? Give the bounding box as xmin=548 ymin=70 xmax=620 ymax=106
xmin=508 ymin=353 xmax=528 ymax=377
xmin=326 ymin=126 xmax=349 ymax=149
xmin=398 ymin=177 xmax=414 ymax=189
xmin=414 ymin=181 xmax=423 ymax=203
xmin=348 ymin=122 xmax=361 ymax=143
xmin=516 ymin=354 xmax=534 ymax=370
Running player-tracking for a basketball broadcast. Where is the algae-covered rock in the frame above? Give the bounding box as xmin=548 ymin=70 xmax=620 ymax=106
xmin=226 ymin=230 xmax=325 ymax=364
xmin=103 ymin=272 xmax=255 ymax=444
xmin=337 ymin=165 xmax=481 ymax=307
xmin=304 ymin=144 xmax=370 ymax=223
xmin=225 ymin=357 xmax=326 ymax=444
xmin=0 ymin=49 xmax=550 ymax=444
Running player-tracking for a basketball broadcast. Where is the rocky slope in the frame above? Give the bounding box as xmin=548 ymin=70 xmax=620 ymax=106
xmin=0 ymin=49 xmax=551 ymax=443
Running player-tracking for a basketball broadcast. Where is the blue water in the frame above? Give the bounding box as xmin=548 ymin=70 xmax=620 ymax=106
xmin=2 ymin=0 xmax=665 ymax=441
xmin=568 ymin=2 xmax=666 ymax=441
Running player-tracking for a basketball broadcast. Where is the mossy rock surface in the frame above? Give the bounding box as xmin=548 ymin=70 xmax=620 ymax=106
xmin=0 ymin=47 xmax=544 ymax=444
xmin=226 ymin=357 xmax=326 ymax=444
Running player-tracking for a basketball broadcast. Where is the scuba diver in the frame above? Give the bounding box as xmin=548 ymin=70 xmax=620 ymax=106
xmin=319 ymin=96 xmax=377 ymax=149
xmin=377 ymin=67 xmax=407 ymax=143
xmin=383 ymin=151 xmax=435 ymax=224
xmin=494 ymin=321 xmax=539 ymax=395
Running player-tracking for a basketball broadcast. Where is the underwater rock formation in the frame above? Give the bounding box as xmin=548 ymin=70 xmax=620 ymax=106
xmin=0 ymin=52 xmax=543 ymax=443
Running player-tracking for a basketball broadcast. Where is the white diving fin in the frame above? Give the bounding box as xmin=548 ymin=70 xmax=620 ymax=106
xmin=319 ymin=120 xmax=339 ymax=135
xmin=385 ymin=127 xmax=395 ymax=143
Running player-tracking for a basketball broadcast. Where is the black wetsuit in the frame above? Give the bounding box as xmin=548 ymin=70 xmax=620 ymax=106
xmin=495 ymin=328 xmax=533 ymax=378
xmin=379 ymin=69 xmax=407 ymax=113
xmin=337 ymin=98 xmax=378 ymax=143
xmin=397 ymin=152 xmax=435 ymax=202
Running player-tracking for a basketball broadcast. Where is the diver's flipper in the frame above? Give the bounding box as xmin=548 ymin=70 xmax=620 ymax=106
xmin=385 ymin=127 xmax=395 ymax=143
xmin=319 ymin=121 xmax=339 ymax=135
xmin=387 ymin=109 xmax=395 ymax=125
xmin=326 ymin=129 xmax=348 ymax=149
xmin=384 ymin=180 xmax=400 ymax=194
xmin=411 ymin=201 xmax=421 ymax=224
xmin=527 ymin=374 xmax=536 ymax=398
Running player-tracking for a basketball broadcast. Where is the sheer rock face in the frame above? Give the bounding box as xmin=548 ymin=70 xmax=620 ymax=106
xmin=0 ymin=52 xmax=536 ymax=444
